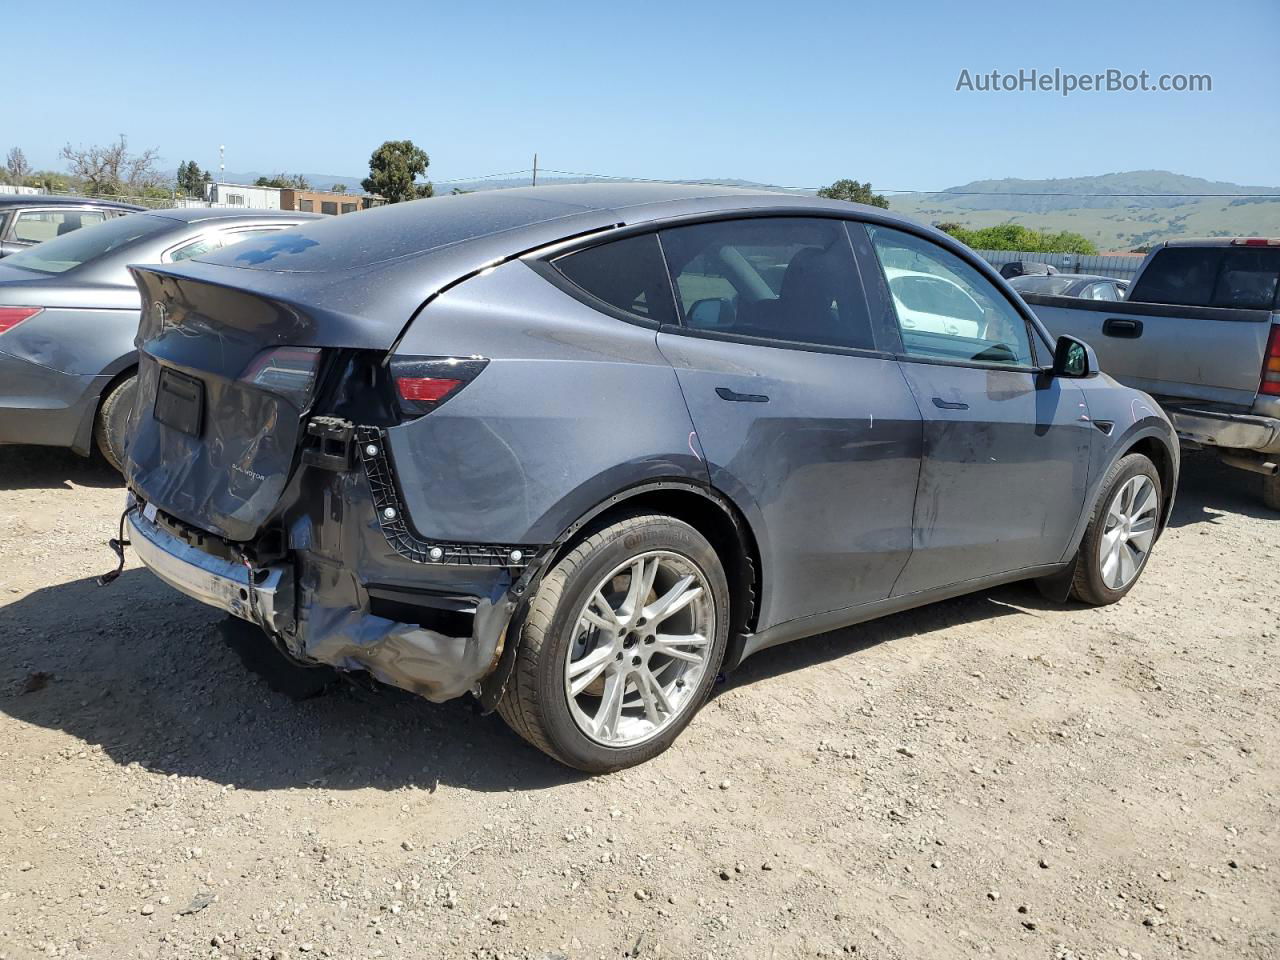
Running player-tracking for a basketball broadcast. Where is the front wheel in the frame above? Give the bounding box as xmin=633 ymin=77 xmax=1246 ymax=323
xmin=497 ymin=514 xmax=730 ymax=773
xmin=1071 ymin=453 xmax=1163 ymax=606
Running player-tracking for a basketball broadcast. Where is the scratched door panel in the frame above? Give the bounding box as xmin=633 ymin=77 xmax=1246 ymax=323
xmin=658 ymin=331 xmax=923 ymax=629
xmin=891 ymin=362 xmax=1093 ymax=596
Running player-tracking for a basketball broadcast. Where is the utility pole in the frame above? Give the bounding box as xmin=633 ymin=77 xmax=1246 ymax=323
xmin=532 ymin=153 xmax=537 ymax=187
xmin=219 ymin=144 xmax=225 ymax=181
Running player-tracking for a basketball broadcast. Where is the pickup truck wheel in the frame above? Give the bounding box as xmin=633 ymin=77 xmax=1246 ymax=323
xmin=496 ymin=514 xmax=730 ymax=773
xmin=1071 ymin=453 xmax=1162 ymax=606
xmin=93 ymin=373 xmax=137 ymax=473
xmin=1262 ymin=472 xmax=1280 ymax=512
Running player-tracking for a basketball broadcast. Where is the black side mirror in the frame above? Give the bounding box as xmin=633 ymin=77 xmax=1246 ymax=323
xmin=1052 ymin=335 xmax=1098 ymax=379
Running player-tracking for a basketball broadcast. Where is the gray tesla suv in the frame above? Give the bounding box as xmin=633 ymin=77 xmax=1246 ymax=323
xmin=116 ymin=184 xmax=1178 ymax=771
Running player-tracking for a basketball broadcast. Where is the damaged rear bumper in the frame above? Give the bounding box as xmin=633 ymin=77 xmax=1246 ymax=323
xmin=129 ymin=507 xmax=294 ymax=633
xmin=125 ymin=446 xmax=549 ymax=705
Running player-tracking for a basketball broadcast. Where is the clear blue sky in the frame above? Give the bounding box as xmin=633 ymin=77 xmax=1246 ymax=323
xmin=7 ymin=0 xmax=1278 ymax=189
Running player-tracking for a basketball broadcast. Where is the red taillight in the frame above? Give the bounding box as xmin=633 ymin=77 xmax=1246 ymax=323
xmin=1262 ymin=325 xmax=1280 ymax=397
xmin=397 ymin=377 xmax=462 ymax=404
xmin=388 ymin=356 xmax=488 ymax=418
xmin=0 ymin=306 xmax=42 ymax=334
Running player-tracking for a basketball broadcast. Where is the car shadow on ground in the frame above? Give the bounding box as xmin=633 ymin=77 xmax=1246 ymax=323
xmin=1168 ymin=450 xmax=1276 ymax=527
xmin=0 ymin=446 xmax=1263 ymax=792
xmin=0 ymin=566 xmax=1051 ymax=793
xmin=0 ymin=444 xmax=121 ymax=491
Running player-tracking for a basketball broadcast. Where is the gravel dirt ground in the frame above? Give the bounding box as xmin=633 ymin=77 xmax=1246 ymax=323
xmin=0 ymin=446 xmax=1276 ymax=960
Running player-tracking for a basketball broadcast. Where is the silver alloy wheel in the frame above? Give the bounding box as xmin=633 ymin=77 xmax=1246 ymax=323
xmin=1099 ymin=474 xmax=1158 ymax=590
xmin=564 ymin=550 xmax=715 ymax=747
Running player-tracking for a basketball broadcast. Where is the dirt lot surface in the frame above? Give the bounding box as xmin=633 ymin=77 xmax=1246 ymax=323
xmin=0 ymin=446 xmax=1276 ymax=960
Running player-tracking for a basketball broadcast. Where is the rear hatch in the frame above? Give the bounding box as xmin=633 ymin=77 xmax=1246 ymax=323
xmin=127 ymin=267 xmax=395 ymax=542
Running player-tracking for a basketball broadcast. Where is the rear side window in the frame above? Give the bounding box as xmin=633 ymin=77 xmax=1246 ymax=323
xmin=10 ymin=209 xmax=107 ymax=243
xmin=552 ymin=233 xmax=676 ymax=325
xmin=659 ymin=217 xmax=875 ymax=350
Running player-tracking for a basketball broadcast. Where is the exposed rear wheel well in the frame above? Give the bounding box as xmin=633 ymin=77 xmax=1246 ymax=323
xmin=1123 ymin=436 xmax=1175 ymax=529
xmin=548 ymin=486 xmax=762 ymax=642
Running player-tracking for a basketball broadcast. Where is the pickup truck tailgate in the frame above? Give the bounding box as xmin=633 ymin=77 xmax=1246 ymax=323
xmin=1026 ymin=295 xmax=1275 ymax=407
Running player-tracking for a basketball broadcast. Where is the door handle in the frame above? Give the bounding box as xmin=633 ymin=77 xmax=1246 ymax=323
xmin=931 ymin=397 xmax=969 ymax=410
xmin=716 ymin=387 xmax=769 ymax=403
xmin=1102 ymin=318 xmax=1143 ymax=339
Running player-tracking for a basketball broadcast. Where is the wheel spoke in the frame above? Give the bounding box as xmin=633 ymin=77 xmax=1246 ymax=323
xmin=582 ymin=589 xmax=620 ymax=630
xmin=593 ymin=671 xmax=626 ymax=740
xmin=568 ymin=646 xmax=614 ymax=696
xmin=1130 ymin=477 xmax=1155 ymax=517
xmin=1118 ymin=542 xmax=1138 ymax=585
xmin=644 ymin=575 xmax=701 ymax=625
xmin=620 ymin=557 xmax=658 ymax=622
xmin=1127 ymin=516 xmax=1157 ymax=551
xmin=651 ymin=633 xmax=709 ymax=663
xmin=1101 ymin=539 xmax=1122 ymax=587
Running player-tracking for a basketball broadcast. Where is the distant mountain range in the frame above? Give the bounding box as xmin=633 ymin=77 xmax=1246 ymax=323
xmin=221 ymin=169 xmax=1280 ymax=252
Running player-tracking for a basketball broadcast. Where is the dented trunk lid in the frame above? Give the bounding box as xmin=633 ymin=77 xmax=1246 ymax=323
xmin=126 ymin=266 xmax=395 ymax=543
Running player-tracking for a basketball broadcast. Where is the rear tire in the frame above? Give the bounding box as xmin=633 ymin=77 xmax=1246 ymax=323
xmin=93 ymin=373 xmax=137 ymax=473
xmin=497 ymin=514 xmax=730 ymax=773
xmin=1262 ymin=472 xmax=1280 ymax=512
xmin=1070 ymin=453 xmax=1162 ymax=606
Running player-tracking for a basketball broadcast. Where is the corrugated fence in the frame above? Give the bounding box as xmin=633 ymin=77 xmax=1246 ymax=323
xmin=975 ymin=249 xmax=1146 ymax=281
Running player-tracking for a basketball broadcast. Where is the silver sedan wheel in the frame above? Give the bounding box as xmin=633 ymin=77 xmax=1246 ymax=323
xmin=564 ymin=550 xmax=715 ymax=748
xmin=1099 ymin=474 xmax=1158 ymax=590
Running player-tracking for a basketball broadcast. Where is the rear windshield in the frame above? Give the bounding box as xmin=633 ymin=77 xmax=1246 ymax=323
xmin=1131 ymin=247 xmax=1280 ymax=310
xmin=195 ymin=191 xmax=596 ymax=272
xmin=1010 ymin=275 xmax=1076 ymax=296
xmin=3 ymin=213 xmax=170 ymax=274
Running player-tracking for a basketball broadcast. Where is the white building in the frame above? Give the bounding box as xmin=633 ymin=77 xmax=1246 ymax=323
xmin=204 ymin=182 xmax=282 ymax=210
xmin=0 ymin=184 xmax=41 ymax=196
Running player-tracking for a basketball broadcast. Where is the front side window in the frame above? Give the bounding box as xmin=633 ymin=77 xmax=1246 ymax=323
xmin=1085 ymin=281 xmax=1120 ymax=301
xmin=659 ymin=217 xmax=874 ymax=350
xmin=552 ymin=233 xmax=676 ymax=325
xmin=869 ymin=225 xmax=1034 ymax=366
xmin=10 ymin=209 xmax=107 ymax=243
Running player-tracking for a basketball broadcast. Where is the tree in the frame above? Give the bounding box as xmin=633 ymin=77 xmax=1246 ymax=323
xmin=254 ymin=173 xmax=310 ymax=189
xmin=935 ymin=221 xmax=1097 ymax=255
xmin=330 ymin=183 xmax=347 ymax=194
xmin=5 ymin=147 xmax=30 ymax=183
xmin=60 ymin=135 xmax=161 ymax=196
xmin=176 ymin=160 xmax=206 ymax=196
xmin=362 ymin=140 xmax=433 ymax=203
xmin=816 ymin=178 xmax=888 ymax=209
